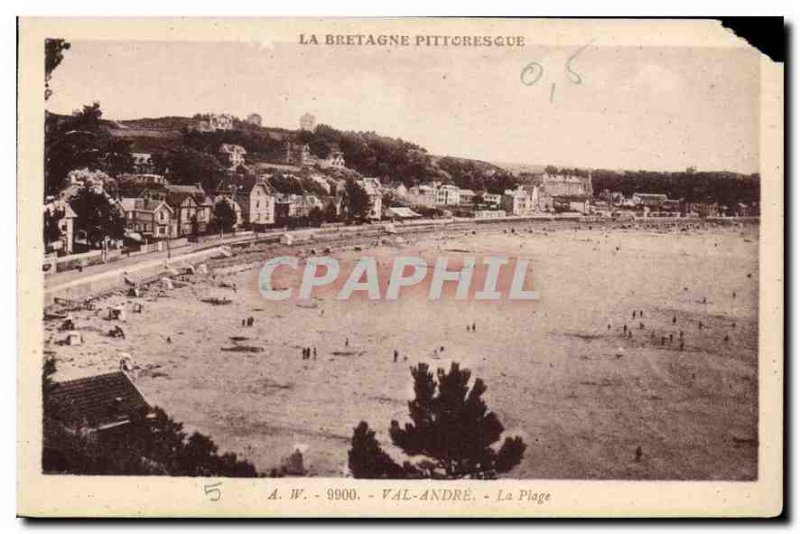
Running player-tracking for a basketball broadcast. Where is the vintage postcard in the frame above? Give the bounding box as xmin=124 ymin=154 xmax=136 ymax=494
xmin=17 ymin=17 xmax=783 ymax=518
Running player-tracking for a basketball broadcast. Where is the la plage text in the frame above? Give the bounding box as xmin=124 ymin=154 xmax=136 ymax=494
xmin=299 ymin=33 xmax=525 ymax=47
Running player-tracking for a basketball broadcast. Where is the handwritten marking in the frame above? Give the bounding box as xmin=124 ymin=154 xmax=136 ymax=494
xmin=519 ymin=61 xmax=544 ymax=86
xmin=204 ymin=482 xmax=223 ymax=502
xmin=520 ymin=39 xmax=595 ymax=104
xmin=565 ymin=39 xmax=595 ymax=85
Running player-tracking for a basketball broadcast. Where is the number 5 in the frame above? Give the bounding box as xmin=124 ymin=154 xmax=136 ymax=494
xmin=204 ymin=482 xmax=223 ymax=502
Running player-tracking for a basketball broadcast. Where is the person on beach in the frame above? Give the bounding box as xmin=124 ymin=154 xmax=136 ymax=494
xmin=698 ymin=320 xmax=704 ymax=330
xmin=673 ymin=315 xmax=677 ymax=325
xmin=679 ymin=340 xmax=685 ymax=351
xmin=393 ymin=350 xmax=398 ymax=363
xmin=313 ymin=347 xmax=317 ymax=360
xmin=623 ymin=324 xmax=627 ymax=335
xmin=345 ymin=337 xmax=349 ymax=347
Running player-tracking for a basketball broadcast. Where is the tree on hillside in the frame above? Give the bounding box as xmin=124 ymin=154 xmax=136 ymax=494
xmin=348 ymin=362 xmax=527 ymax=479
xmin=308 ymin=207 xmax=325 ymax=228
xmin=69 ymin=187 xmax=125 ymax=248
xmin=45 ymin=38 xmax=70 ymax=101
xmin=212 ymin=199 xmax=237 ymax=234
xmin=323 ymin=200 xmax=340 ymax=223
xmin=44 ymin=102 xmax=134 ymax=197
xmin=155 ymin=147 xmax=227 ymax=192
xmin=344 ymin=180 xmax=371 ymax=222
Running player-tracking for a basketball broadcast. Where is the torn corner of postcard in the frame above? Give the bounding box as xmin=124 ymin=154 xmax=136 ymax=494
xmin=16 ymin=17 xmax=783 ymax=519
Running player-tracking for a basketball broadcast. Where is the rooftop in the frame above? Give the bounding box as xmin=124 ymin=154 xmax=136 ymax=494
xmin=47 ymin=371 xmax=151 ymax=431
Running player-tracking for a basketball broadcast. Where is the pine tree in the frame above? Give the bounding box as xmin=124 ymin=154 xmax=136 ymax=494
xmin=348 ymin=362 xmax=526 ymax=479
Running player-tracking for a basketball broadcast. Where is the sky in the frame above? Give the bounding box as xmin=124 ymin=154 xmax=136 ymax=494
xmin=46 ymin=40 xmax=761 ymax=174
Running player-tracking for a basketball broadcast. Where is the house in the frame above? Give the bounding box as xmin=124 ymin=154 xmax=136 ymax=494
xmin=459 ymin=189 xmax=477 ymax=206
xmin=407 ymin=184 xmax=437 ymax=208
xmin=319 ymin=147 xmax=346 ymax=169
xmin=165 ymin=188 xmax=200 ymax=237
xmin=120 ymin=198 xmax=176 ymax=239
xmin=195 ymin=113 xmax=235 ymax=132
xmin=501 ymin=185 xmax=538 ymax=215
xmin=232 ymin=176 xmax=276 ymax=229
xmin=552 ymin=196 xmax=591 ymax=214
xmin=534 ymin=173 xmax=593 ymax=211
xmin=686 ymin=201 xmax=720 ymax=218
xmin=436 ymin=184 xmax=461 ymax=206
xmin=46 ymin=371 xmax=153 ymax=433
xmin=501 ymin=188 xmax=531 ymax=216
xmin=285 ymin=142 xmax=317 ymax=167
xmin=359 ymin=178 xmax=383 ymax=220
xmin=165 ymin=184 xmax=213 ymax=234
xmin=482 ymin=193 xmax=502 ymax=207
xmin=274 ymin=194 xmax=319 ymax=223
xmin=218 ymin=144 xmax=247 ymax=169
xmin=43 ymin=199 xmax=77 ymax=254
xmin=117 ymin=174 xmax=168 ymax=202
xmin=632 ymin=193 xmax=669 ymax=209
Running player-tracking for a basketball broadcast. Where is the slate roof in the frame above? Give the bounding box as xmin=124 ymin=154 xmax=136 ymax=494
xmin=48 ymin=371 xmax=151 ymax=431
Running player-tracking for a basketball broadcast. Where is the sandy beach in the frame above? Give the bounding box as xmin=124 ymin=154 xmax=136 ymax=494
xmin=44 ymin=222 xmax=759 ymax=480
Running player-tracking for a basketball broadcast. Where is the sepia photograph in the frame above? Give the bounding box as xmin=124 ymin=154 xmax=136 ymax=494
xmin=16 ymin=16 xmax=784 ymax=518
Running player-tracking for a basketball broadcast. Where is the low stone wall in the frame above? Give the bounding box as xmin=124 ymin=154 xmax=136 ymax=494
xmin=44 ymin=246 xmax=225 ymax=306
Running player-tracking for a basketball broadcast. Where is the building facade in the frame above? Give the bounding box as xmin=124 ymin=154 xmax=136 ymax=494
xmin=120 ymin=198 xmax=176 ymax=239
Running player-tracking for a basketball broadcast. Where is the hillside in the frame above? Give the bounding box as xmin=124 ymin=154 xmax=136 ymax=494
xmin=45 ymin=108 xmax=760 ymax=205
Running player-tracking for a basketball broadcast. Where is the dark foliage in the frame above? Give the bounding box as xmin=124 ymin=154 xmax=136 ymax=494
xmin=45 ymin=38 xmax=70 ymax=100
xmin=69 ymin=187 xmax=125 ymax=247
xmin=212 ymin=199 xmax=237 ymax=233
xmin=151 ymin=146 xmax=228 ymax=193
xmin=436 ymin=157 xmax=519 ymax=194
xmin=44 ymin=103 xmax=134 ymax=196
xmin=344 ymin=179 xmax=371 ymax=222
xmin=181 ymin=128 xmax=285 ymax=163
xmin=348 ymin=362 xmax=527 ymax=479
xmin=587 ymin=168 xmax=760 ymax=205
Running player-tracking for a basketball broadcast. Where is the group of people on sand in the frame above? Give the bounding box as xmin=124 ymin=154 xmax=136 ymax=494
xmin=611 ymin=289 xmax=741 ymax=352
xmin=301 ymin=347 xmax=316 ymax=360
xmin=241 ymin=316 xmax=255 ymax=327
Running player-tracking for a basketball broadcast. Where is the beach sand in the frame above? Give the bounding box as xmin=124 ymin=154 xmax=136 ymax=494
xmin=44 ymin=223 xmax=759 ymax=480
